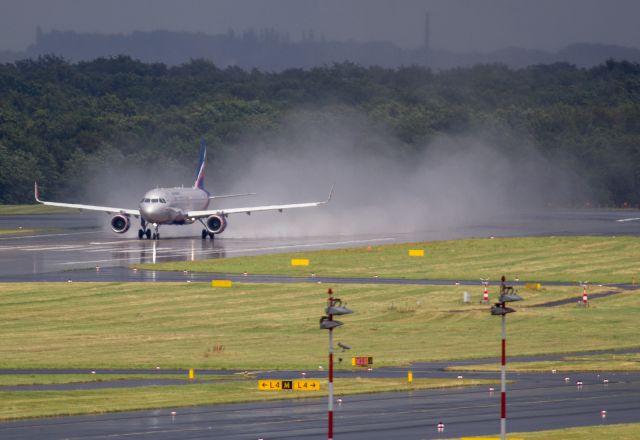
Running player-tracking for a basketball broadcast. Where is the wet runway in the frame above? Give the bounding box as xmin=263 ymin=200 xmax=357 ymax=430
xmin=1 ymin=208 xmax=639 ymax=281
xmin=1 ymin=357 xmax=638 ymax=439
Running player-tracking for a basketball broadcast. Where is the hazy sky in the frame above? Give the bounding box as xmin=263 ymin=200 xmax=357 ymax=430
xmin=1 ymin=0 xmax=640 ymax=52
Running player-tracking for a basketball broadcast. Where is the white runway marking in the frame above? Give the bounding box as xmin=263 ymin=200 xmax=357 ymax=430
xmin=0 ymin=231 xmax=97 ymax=241
xmin=89 ymin=241 xmax=139 ymax=245
xmin=0 ymin=244 xmax=86 ymax=251
xmin=56 ymin=237 xmax=396 ymax=266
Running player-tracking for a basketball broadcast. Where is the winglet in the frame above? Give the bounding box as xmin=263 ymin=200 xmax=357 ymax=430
xmin=193 ymin=138 xmax=207 ymax=189
xmin=323 ymin=183 xmax=335 ymax=204
xmin=34 ymin=181 xmax=42 ymax=203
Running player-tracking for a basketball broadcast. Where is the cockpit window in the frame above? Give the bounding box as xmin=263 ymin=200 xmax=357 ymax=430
xmin=144 ymin=198 xmax=150 ymax=203
xmin=160 ymin=198 xmax=166 ymax=203
xmin=151 ymin=198 xmax=159 ymax=203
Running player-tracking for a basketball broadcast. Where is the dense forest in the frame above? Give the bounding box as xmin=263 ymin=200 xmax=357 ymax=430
xmin=1 ymin=55 xmax=640 ymax=205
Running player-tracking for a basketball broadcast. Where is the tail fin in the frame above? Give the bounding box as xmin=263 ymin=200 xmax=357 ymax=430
xmin=193 ymin=138 xmax=206 ymax=189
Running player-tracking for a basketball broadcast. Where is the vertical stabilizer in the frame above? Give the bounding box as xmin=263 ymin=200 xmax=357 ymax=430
xmin=194 ymin=138 xmax=206 ymax=189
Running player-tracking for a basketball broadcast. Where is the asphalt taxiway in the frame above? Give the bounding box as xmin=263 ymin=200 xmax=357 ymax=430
xmin=1 ymin=354 xmax=638 ymax=439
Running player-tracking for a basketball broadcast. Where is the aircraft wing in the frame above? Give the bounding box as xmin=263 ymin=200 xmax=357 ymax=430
xmin=35 ymin=182 xmax=140 ymax=217
xmin=187 ymin=185 xmax=333 ymax=218
xmin=616 ymin=217 xmax=640 ymax=222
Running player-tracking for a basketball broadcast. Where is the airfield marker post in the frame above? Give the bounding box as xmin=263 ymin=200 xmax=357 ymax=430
xmin=328 ymin=307 xmax=334 ymax=440
xmin=319 ymin=288 xmax=353 ymax=440
xmin=500 ymin=313 xmax=506 ymax=440
xmin=490 ymin=276 xmax=523 ymax=440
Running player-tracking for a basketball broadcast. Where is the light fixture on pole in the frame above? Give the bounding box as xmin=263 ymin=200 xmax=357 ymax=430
xmin=490 ymin=276 xmax=522 ymax=440
xmin=320 ymin=288 xmax=353 ymax=440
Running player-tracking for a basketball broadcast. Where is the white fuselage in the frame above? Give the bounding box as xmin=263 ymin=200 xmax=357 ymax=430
xmin=139 ymin=187 xmax=209 ymax=224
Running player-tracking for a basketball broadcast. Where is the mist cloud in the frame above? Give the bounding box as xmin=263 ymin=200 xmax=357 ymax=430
xmin=207 ymin=111 xmax=589 ymax=238
xmin=81 ymin=109 xmax=588 ymax=239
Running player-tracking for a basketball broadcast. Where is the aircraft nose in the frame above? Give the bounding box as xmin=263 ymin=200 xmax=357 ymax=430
xmin=140 ymin=203 xmax=159 ymax=222
xmin=140 ymin=203 xmax=172 ymax=223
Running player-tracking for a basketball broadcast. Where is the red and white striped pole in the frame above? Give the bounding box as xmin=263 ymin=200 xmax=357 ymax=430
xmin=582 ymin=285 xmax=588 ymax=305
xmin=483 ymin=287 xmax=489 ymax=302
xmin=328 ymin=289 xmax=334 ymax=440
xmin=500 ymin=313 xmax=506 ymax=440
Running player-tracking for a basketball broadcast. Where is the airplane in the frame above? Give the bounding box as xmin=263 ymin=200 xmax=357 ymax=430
xmin=35 ymin=139 xmax=333 ymax=240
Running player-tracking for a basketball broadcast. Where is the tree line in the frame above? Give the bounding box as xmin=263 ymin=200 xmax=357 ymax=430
xmin=1 ymin=55 xmax=639 ymax=205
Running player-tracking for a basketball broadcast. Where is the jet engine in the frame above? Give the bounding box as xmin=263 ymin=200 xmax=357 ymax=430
xmin=205 ymin=214 xmax=227 ymax=234
xmin=110 ymin=214 xmax=130 ymax=233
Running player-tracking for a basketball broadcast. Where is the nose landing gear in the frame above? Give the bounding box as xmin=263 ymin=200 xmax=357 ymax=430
xmin=151 ymin=223 xmax=160 ymax=240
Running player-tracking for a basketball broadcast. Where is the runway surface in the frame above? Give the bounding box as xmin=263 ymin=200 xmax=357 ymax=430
xmin=1 ymin=352 xmax=638 ymax=439
xmin=1 ymin=208 xmax=639 ymax=281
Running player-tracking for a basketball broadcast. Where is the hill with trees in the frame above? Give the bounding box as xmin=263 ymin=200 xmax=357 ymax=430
xmin=2 ymin=29 xmax=640 ymax=70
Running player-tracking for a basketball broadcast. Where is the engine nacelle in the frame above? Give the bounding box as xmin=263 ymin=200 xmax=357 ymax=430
xmin=205 ymin=214 xmax=227 ymax=234
xmin=110 ymin=214 xmax=130 ymax=233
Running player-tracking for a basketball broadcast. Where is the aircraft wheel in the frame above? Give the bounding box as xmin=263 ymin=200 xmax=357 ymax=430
xmin=145 ymin=229 xmax=151 ymax=239
xmin=209 ymin=232 xmax=215 ymax=240
xmin=138 ymin=229 xmax=144 ymax=239
xmin=201 ymin=229 xmax=207 ymax=239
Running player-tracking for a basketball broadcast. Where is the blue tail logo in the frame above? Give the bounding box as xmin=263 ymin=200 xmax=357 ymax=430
xmin=194 ymin=138 xmax=206 ymax=189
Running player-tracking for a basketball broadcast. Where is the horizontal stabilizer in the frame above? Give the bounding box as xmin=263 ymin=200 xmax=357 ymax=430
xmin=187 ymin=184 xmax=334 ymax=218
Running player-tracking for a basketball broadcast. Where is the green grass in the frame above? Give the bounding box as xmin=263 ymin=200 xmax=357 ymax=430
xmin=0 ymin=204 xmax=76 ymax=215
xmin=448 ymin=353 xmax=640 ymax=373
xmin=0 ymin=373 xmax=246 ymax=386
xmin=0 ymin=228 xmax=46 ymax=236
xmin=0 ymin=282 xmax=638 ymax=370
xmin=0 ymin=377 xmax=495 ymax=420
xmin=135 ymin=236 xmax=640 ymax=284
xmin=460 ymin=423 xmax=640 ymax=439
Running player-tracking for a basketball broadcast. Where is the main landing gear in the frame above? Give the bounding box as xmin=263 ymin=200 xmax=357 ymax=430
xmin=197 ymin=218 xmax=215 ymax=240
xmin=138 ymin=220 xmax=158 ymax=240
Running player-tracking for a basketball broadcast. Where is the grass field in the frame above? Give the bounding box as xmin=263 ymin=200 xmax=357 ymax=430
xmin=460 ymin=423 xmax=640 ymax=440
xmin=0 ymin=377 xmax=495 ymax=420
xmin=0 ymin=228 xmax=47 ymax=236
xmin=135 ymin=236 xmax=640 ymax=284
xmin=0 ymin=282 xmax=637 ymax=370
xmin=0 ymin=204 xmax=75 ymax=215
xmin=448 ymin=352 xmax=640 ymax=373
xmin=0 ymin=373 xmax=245 ymax=386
